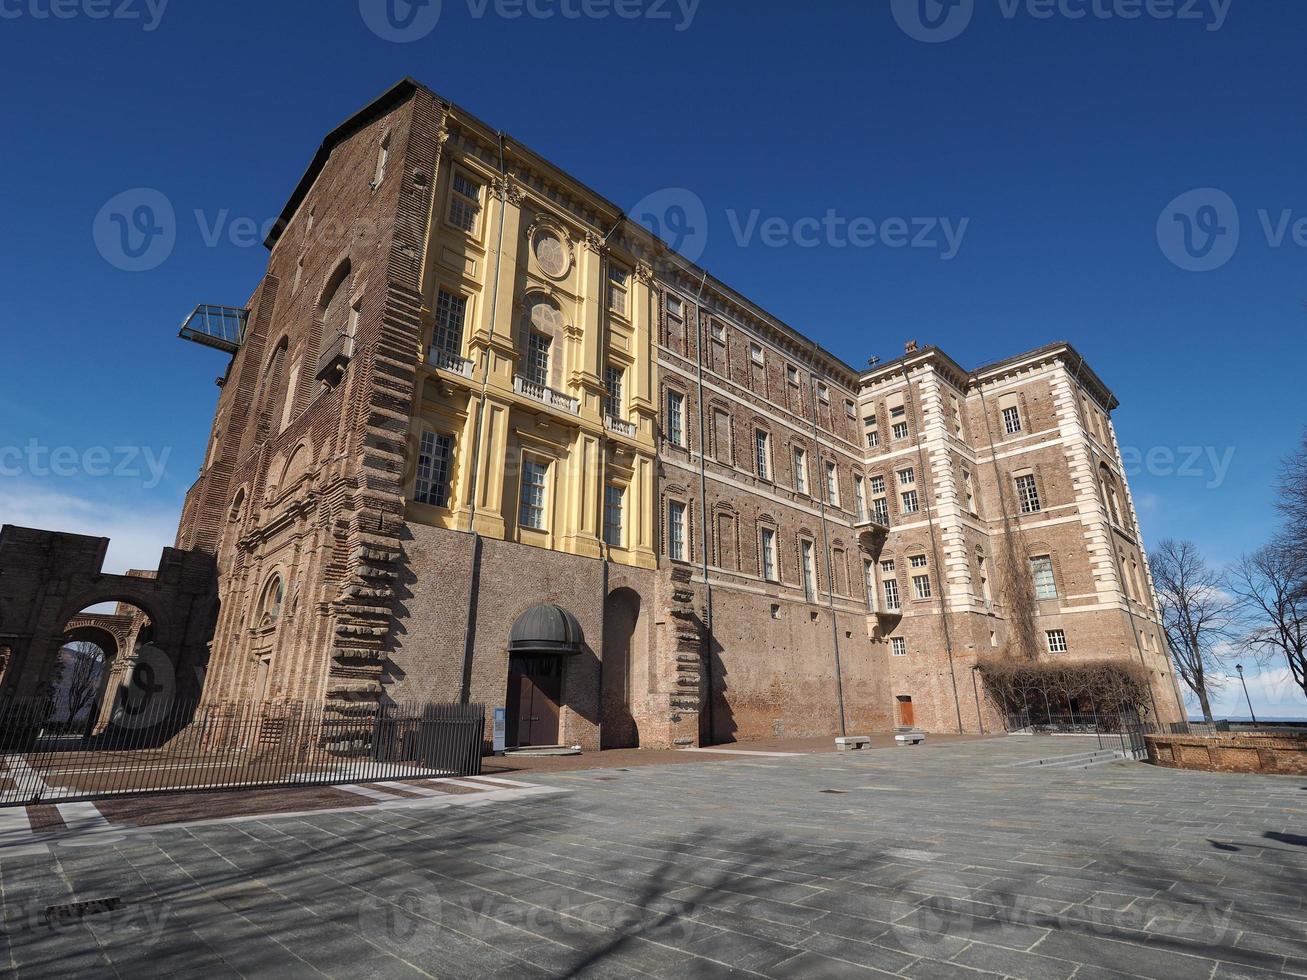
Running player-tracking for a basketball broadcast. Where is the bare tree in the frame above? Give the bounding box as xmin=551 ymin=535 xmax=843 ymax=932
xmin=58 ymin=641 xmax=106 ymax=726
xmin=1150 ymin=539 xmax=1235 ymax=722
xmin=1280 ymin=429 xmax=1307 ymax=566
xmin=1228 ymin=543 xmax=1307 ymax=706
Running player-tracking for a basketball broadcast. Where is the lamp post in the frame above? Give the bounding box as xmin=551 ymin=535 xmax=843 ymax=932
xmin=970 ymin=665 xmax=984 ymax=735
xmin=1235 ymin=664 xmax=1257 ymax=725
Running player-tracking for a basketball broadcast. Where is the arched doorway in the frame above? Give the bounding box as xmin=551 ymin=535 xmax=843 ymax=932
xmin=506 ymin=604 xmax=583 ymax=748
xmin=602 ymin=588 xmax=643 ymax=749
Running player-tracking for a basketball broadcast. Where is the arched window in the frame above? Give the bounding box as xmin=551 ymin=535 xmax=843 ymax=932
xmin=256 ymin=574 xmax=285 ymax=629
xmin=518 ymin=295 xmax=564 ymax=388
xmin=319 ymin=262 xmax=352 ymax=352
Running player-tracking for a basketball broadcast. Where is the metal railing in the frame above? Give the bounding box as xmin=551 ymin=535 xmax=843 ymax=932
xmin=1004 ymin=710 xmax=1154 ymax=759
xmin=0 ymin=698 xmax=484 ymax=807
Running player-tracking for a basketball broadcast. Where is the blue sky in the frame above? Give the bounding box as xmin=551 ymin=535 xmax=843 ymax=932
xmin=0 ymin=0 xmax=1303 ymax=717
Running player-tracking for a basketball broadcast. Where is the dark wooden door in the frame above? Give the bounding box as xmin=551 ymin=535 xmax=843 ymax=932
xmin=508 ymin=655 xmax=562 ymax=747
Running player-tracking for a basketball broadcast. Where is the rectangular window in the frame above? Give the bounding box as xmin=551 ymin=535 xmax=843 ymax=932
xmin=604 ymin=485 xmax=625 ymax=548
xmin=891 ymin=637 xmax=907 ymax=657
xmin=1016 ymin=474 xmax=1041 ymax=514
xmin=1046 ymin=629 xmax=1068 ymax=653
xmin=1031 ymin=555 xmax=1058 ymax=600
xmin=448 ymin=171 xmax=482 ymax=233
xmin=866 ymin=430 xmax=880 ymax=449
xmin=433 ymin=289 xmax=467 ymax=357
xmin=709 ymin=321 xmax=725 ymax=343
xmin=786 ymin=365 xmax=800 ymax=386
xmin=962 ymin=468 xmax=977 ymax=515
xmin=881 ymin=560 xmax=896 ymax=574
xmin=910 ymin=555 xmax=928 ymax=569
xmin=519 ymin=458 xmax=548 ymax=530
xmin=883 ymin=579 xmax=901 ymax=611
xmin=761 ymin=527 xmax=778 ymax=582
xmin=864 ymin=560 xmax=876 ymax=611
xmin=668 ymin=501 xmax=687 ymax=561
xmin=892 ymin=421 xmax=909 ymax=441
xmin=750 ymin=343 xmax=765 ymax=366
xmin=608 ymin=265 xmax=629 ymax=315
xmin=977 ymin=554 xmax=992 ymax=604
xmin=913 ymin=574 xmax=933 ymax=600
xmin=890 ymin=405 xmax=906 ymax=419
xmin=1003 ymin=405 xmax=1022 ymax=435
xmin=845 ymin=399 xmax=856 ymax=419
xmin=825 ymin=462 xmax=840 ymax=506
xmin=872 ymin=496 xmax=890 ymax=526
xmin=755 ymin=430 xmax=771 ymax=480
xmin=801 ymin=540 xmax=816 ymax=601
xmin=854 ymin=476 xmax=867 ymax=520
xmin=900 ymin=489 xmax=919 ymax=514
xmin=604 ymin=366 xmax=624 ymax=419
xmin=898 ymin=467 xmax=915 ymax=486
xmin=792 ymin=447 xmax=808 ymax=495
xmin=817 ymin=383 xmax=830 ymax=403
xmin=667 ymin=295 xmax=684 ymax=320
xmin=526 ymin=332 xmax=550 ymax=386
xmin=870 ymin=475 xmax=886 ymax=495
xmin=414 ymin=431 xmax=452 ymax=507
xmin=667 ymin=391 xmax=685 ymax=447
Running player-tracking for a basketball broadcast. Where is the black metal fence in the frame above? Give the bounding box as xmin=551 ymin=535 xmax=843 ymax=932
xmin=0 ymin=698 xmax=485 ymax=807
xmin=1003 ymin=710 xmax=1152 ymax=759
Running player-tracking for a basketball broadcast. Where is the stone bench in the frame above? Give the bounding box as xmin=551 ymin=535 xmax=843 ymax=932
xmin=895 ymin=730 xmax=926 ymax=746
xmin=835 ymin=735 xmax=871 ymax=751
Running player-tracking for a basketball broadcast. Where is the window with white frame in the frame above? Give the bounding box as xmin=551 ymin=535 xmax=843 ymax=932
xmin=825 ymin=461 xmax=840 ymax=506
xmin=801 ymin=539 xmax=817 ymax=601
xmin=817 ymin=382 xmax=830 ymax=403
xmin=519 ymin=458 xmax=548 ymax=530
xmin=913 ymin=574 xmax=932 ymax=600
xmin=761 ymin=527 xmax=778 ymax=582
xmin=666 ymin=390 xmax=685 ymax=447
xmin=792 ymin=447 xmax=808 ymax=494
xmin=709 ymin=320 xmax=725 ymax=344
xmin=1015 ymin=473 xmax=1041 ymax=513
xmin=881 ymin=559 xmax=896 ymax=574
xmin=525 ymin=331 xmax=550 ymax=386
xmin=415 ymin=431 xmax=453 ymax=507
xmin=448 ymin=171 xmax=482 ymax=233
xmin=750 ymin=343 xmax=765 ymax=366
xmin=883 ymin=578 xmax=901 ymax=611
xmin=900 ymin=489 xmax=919 ymax=514
xmin=892 ymin=421 xmax=909 ymax=441
xmin=866 ymin=429 xmax=880 ymax=449
xmin=890 ymin=636 xmax=907 ymax=657
xmin=845 ymin=399 xmax=856 ymax=419
xmin=755 ymin=430 xmax=772 ymax=480
xmin=910 ymin=554 xmax=928 ymax=569
xmin=667 ymin=295 xmax=684 ymax=320
xmin=432 ymin=289 xmax=467 ymax=358
xmin=864 ymin=560 xmax=876 ymax=610
xmin=872 ymin=494 xmax=890 ymax=526
xmin=1046 ymin=629 xmax=1068 ymax=653
xmin=668 ymin=501 xmax=687 ymax=561
xmin=1002 ymin=405 xmax=1022 ymax=435
xmin=608 ymin=265 xmax=629 ymax=315
xmin=898 ymin=467 xmax=915 ymax=486
xmin=854 ymin=476 xmax=867 ymax=520
xmin=786 ymin=364 xmax=799 ymax=386
xmin=870 ymin=474 xmax=886 ymax=495
xmin=1031 ymin=555 xmax=1058 ymax=600
xmin=604 ymin=365 xmax=624 ymax=420
xmin=604 ymin=484 xmax=625 ymax=547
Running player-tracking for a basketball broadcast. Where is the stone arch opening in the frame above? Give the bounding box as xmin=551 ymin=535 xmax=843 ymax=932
xmin=601 ymin=588 xmax=644 ymax=749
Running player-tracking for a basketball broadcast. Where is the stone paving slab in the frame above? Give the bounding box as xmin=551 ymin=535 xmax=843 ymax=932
xmin=0 ymin=737 xmax=1304 ymax=977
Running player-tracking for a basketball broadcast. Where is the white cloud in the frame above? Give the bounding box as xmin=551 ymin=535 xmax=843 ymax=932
xmin=0 ymin=481 xmax=181 ymax=576
xmin=1185 ymin=664 xmax=1307 ymax=721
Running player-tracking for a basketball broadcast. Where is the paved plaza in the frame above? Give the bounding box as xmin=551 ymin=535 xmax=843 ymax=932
xmin=1 ymin=737 xmax=1305 ymax=978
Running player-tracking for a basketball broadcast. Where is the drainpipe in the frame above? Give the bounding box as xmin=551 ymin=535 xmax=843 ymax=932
xmin=903 ymin=362 xmax=964 ymax=734
xmin=457 ymin=131 xmax=508 ymax=704
xmin=807 ymin=341 xmax=847 ymax=738
xmin=689 ymin=270 xmax=715 ymax=743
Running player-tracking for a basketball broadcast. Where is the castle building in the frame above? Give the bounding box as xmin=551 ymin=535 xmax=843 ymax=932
xmin=168 ymin=78 xmax=1183 ymax=750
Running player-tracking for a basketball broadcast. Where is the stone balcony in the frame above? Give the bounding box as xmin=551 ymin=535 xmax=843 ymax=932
xmin=514 ymin=375 xmax=580 ymax=414
xmin=604 ymin=414 xmax=637 ymax=438
xmin=427 ymin=347 xmax=475 ymax=379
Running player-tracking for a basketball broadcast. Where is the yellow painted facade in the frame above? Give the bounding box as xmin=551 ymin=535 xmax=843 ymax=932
xmin=405 ymin=119 xmax=658 ymax=571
